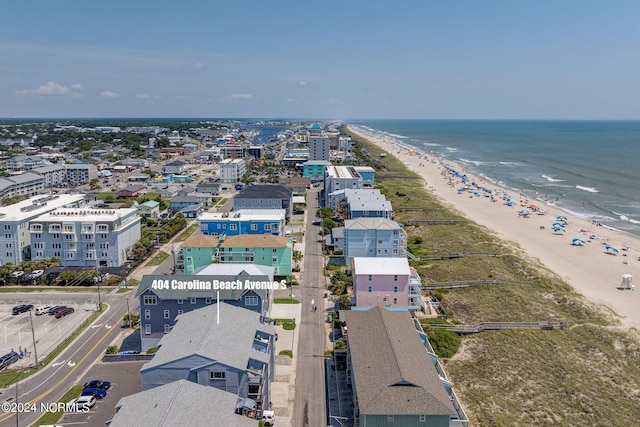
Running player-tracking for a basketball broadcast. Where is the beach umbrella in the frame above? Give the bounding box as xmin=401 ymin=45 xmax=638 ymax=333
xmin=571 ymin=238 xmax=585 ymax=246
xmin=552 ymin=221 xmax=565 ymax=228
xmin=552 ymin=227 xmax=566 ymax=234
xmin=556 ymin=215 xmax=568 ymax=221
xmin=605 ymin=245 xmax=619 ymax=255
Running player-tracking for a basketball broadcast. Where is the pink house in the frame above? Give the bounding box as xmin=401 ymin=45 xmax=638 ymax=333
xmin=351 ymin=257 xmax=413 ymax=310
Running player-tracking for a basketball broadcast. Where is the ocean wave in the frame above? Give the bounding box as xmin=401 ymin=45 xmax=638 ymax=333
xmin=446 ymin=147 xmax=458 ymax=152
xmin=423 ymin=142 xmax=441 ymax=147
xmin=542 ymin=175 xmax=565 ymax=183
xmin=630 ymin=219 xmax=640 ymax=225
xmin=388 ymin=133 xmax=408 ymax=139
xmin=576 ymin=185 xmax=599 ymax=193
xmin=531 ymin=183 xmax=573 ymax=189
xmin=459 ymin=158 xmax=485 ymax=166
xmin=499 ymin=161 xmax=521 ymax=166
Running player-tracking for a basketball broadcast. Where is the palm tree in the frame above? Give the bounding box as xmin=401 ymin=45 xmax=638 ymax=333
xmin=292 ymin=250 xmax=303 ymax=269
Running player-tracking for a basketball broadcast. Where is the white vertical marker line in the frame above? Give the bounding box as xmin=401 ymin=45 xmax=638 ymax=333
xmin=217 ymin=290 xmax=220 ymax=324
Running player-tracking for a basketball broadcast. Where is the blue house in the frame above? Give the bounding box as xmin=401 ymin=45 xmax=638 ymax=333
xmin=302 ymin=160 xmax=330 ymax=178
xmin=199 ymin=209 xmax=286 ymax=236
xmin=353 ymin=166 xmax=375 ymax=186
xmin=136 ymin=264 xmax=275 ymax=351
xmin=233 ymin=184 xmax=293 ymax=221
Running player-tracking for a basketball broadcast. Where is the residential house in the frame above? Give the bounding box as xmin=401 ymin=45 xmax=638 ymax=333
xmin=217 ymin=234 xmax=293 ymax=277
xmin=176 ymin=234 xmax=221 ymax=274
xmin=136 ymin=200 xmax=160 ymax=218
xmin=136 ymin=264 xmax=274 ymax=350
xmin=199 ymin=209 xmax=286 ymax=237
xmin=333 ymin=217 xmax=407 ymax=263
xmin=353 ymin=166 xmax=375 ymax=186
xmin=31 ymin=207 xmax=141 ymax=268
xmin=279 ymin=176 xmax=311 ymax=195
xmin=233 ymin=184 xmax=293 ymax=221
xmin=140 ymin=303 xmax=276 ymax=418
xmin=179 ymin=203 xmax=204 ymax=219
xmin=162 ymin=160 xmax=188 ymax=175
xmin=347 ymin=198 xmax=393 ymax=220
xmin=351 ymin=257 xmax=417 ymax=310
xmin=329 ymin=188 xmax=382 ymax=212
xmin=108 ymin=380 xmax=257 ymax=427
xmin=117 ymin=185 xmax=146 ymax=198
xmin=342 ymin=307 xmax=457 ymax=426
xmin=169 ymin=196 xmax=203 ymax=212
xmin=196 ymin=182 xmax=220 ymax=195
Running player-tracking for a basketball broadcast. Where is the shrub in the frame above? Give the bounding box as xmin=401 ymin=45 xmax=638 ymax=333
xmin=425 ymin=327 xmax=461 ymax=358
xmin=105 ymin=345 xmax=118 ymax=354
xmin=146 ymin=347 xmax=159 ymax=354
xmin=334 ymin=338 xmax=347 ymax=350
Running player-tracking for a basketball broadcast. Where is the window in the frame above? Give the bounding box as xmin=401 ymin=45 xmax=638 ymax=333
xmin=394 ymin=275 xmax=398 ymax=281
xmin=393 ymin=298 xmax=397 ymax=304
xmin=177 ymin=310 xmax=183 ymax=315
xmin=272 ymin=257 xmax=278 ymax=263
xmin=177 ymin=299 xmax=183 ymax=304
xmin=144 ymin=324 xmax=151 ymax=335
xmin=419 ymin=415 xmax=426 ymax=422
xmin=205 ymin=297 xmax=211 ymax=304
xmin=4 ymin=234 xmax=11 ymax=239
xmin=144 ymin=295 xmax=157 ymax=305
xmin=164 ymin=324 xmax=171 ymax=333
xmin=164 ymin=310 xmax=170 ymax=319
xmin=6 ymin=252 xmax=12 ymax=257
xmin=392 ymin=249 xmax=398 ymax=254
xmin=3 ymin=225 xmax=10 ymax=230
xmin=4 ymin=243 xmax=11 ymax=249
xmin=251 ymin=224 xmax=257 ymax=230
xmin=100 ymin=234 xmax=108 ymax=239
xmin=393 ymin=239 xmax=399 ymax=245
xmin=387 ymin=416 xmax=394 ymax=422
xmin=190 ymin=297 xmax=196 ymax=304
xmin=144 ymin=310 xmax=150 ymax=319
xmin=368 ymin=286 xmax=372 ymax=293
xmin=378 ymin=240 xmax=382 ymax=244
xmin=393 ymin=286 xmax=398 ymax=293
xmin=229 ymin=224 xmax=237 ymax=231
xmin=210 ymin=371 xmax=226 ymax=380
xmin=245 ymin=295 xmax=259 ymax=306
xmin=53 ymin=233 xmax=60 ymax=239
xmin=368 ymin=275 xmax=372 ymax=281
xmin=186 ymin=257 xmax=192 ymax=262
xmin=265 ymin=224 xmax=271 ymax=230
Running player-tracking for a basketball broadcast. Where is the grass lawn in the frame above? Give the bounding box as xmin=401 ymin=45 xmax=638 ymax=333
xmin=33 ymin=385 xmax=82 ymax=426
xmin=346 ymin=127 xmax=640 ymax=426
xmin=274 ymin=298 xmax=300 ymax=304
xmin=145 ymin=251 xmax=169 ymax=266
xmin=175 ymin=223 xmax=199 ymax=242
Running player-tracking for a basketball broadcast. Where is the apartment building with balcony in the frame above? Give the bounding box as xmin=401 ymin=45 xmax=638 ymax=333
xmin=0 ymin=194 xmax=85 ymax=266
xmin=332 ymin=217 xmax=407 ymax=264
xmin=30 ymin=207 xmax=141 ymax=267
xmin=199 ymin=209 xmax=286 ymax=237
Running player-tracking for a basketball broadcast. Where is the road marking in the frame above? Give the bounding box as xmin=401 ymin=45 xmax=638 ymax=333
xmin=67 ymin=361 xmax=75 ymax=367
xmin=91 ymin=323 xmax=103 ymax=328
xmin=104 ymin=324 xmax=111 ymax=329
xmin=0 ymin=305 xmax=120 ymax=423
xmin=51 ymin=360 xmax=65 ymax=367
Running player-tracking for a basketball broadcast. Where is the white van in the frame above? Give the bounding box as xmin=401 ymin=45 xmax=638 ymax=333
xmin=35 ymin=305 xmax=52 ymax=316
xmin=285 ymin=230 xmax=292 ymax=237
xmin=262 ymin=410 xmax=275 ymax=426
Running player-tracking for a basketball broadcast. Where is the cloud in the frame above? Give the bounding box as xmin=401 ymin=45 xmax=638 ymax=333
xmin=100 ymin=91 xmax=119 ymax=98
xmin=229 ymin=93 xmax=253 ymax=100
xmin=71 ymin=84 xmax=82 ymax=89
xmin=298 ymin=81 xmax=307 ymax=86
xmin=193 ymin=62 xmax=205 ymax=70
xmin=285 ymin=98 xmax=295 ymax=103
xmin=135 ymin=93 xmax=150 ymax=99
xmin=16 ymin=81 xmax=75 ymax=96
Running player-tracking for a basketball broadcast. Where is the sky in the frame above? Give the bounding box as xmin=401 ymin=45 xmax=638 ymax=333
xmin=2 ymin=1 xmax=640 ymax=120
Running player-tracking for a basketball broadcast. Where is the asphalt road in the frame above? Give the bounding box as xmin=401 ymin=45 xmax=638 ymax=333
xmin=293 ymin=189 xmax=328 ymax=427
xmin=0 ymin=292 xmax=131 ymax=427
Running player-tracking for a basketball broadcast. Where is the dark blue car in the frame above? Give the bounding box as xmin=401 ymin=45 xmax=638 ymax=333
xmin=81 ymin=387 xmax=107 ymax=399
xmin=84 ymin=380 xmax=111 ymax=390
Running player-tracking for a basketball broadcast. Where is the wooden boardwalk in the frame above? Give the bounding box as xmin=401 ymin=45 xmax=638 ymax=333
xmin=422 ymin=279 xmax=528 ymax=290
xmin=429 ymin=321 xmax=565 ymax=334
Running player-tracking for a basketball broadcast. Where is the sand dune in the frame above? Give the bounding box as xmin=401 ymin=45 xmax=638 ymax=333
xmin=348 ymin=125 xmax=640 ymax=330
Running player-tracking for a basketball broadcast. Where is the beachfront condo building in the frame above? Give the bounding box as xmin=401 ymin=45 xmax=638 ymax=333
xmin=302 ymin=160 xmax=329 ymax=178
xmin=30 ymin=207 xmax=141 ymax=268
xmin=233 ymin=184 xmax=293 ymax=221
xmin=0 ymin=172 xmax=45 ymax=200
xmin=331 ymin=217 xmax=408 ymax=264
xmin=0 ymin=194 xmax=86 ymax=266
xmin=323 ymin=165 xmax=363 ymax=207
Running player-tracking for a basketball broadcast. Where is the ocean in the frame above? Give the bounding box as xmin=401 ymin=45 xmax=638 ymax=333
xmin=349 ymin=120 xmax=640 ymax=237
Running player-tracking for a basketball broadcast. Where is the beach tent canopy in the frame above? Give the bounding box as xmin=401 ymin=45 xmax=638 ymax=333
xmin=571 ymin=238 xmax=585 ymax=246
xmin=605 ymin=245 xmax=619 ymax=254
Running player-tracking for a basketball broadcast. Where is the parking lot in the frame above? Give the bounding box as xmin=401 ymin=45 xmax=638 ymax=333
xmin=0 ymin=293 xmax=100 ymax=369
xmin=56 ymin=360 xmax=145 ymax=426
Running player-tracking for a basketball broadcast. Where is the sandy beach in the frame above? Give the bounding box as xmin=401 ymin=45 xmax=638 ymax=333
xmin=348 ymin=125 xmax=640 ymax=331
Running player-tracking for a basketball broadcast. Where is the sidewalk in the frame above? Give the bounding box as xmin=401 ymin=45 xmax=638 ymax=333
xmin=270 ymin=302 xmax=302 ymax=427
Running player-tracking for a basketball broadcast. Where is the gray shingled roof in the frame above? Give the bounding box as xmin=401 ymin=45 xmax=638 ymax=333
xmin=344 ymin=217 xmax=400 ymax=230
xmin=141 ymin=302 xmax=274 ymax=371
xmin=235 ymin=184 xmax=292 ymax=200
xmin=343 ymin=307 xmax=456 ymax=416
xmin=109 ymin=379 xmax=257 ymax=427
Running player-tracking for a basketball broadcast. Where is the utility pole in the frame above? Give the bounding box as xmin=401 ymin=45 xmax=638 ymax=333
xmin=28 ymin=309 xmax=38 ymax=368
xmin=95 ymin=258 xmax=102 ymax=311
xmin=126 ymin=298 xmax=132 ymax=328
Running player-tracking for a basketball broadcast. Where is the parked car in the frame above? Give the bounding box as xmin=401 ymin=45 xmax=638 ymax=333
xmin=0 ymin=351 xmax=20 ymax=369
xmin=262 ymin=410 xmax=275 ymax=426
xmin=67 ymin=395 xmax=96 ymax=411
xmin=30 ymin=270 xmax=44 ymax=279
xmin=10 ymin=271 xmax=24 ymax=278
xmin=83 ymin=380 xmax=111 ymax=390
xmin=81 ymin=387 xmax=106 ymax=399
xmin=48 ymin=305 xmax=66 ymax=315
xmin=54 ymin=307 xmax=74 ymax=318
xmin=35 ymin=305 xmax=52 ymax=315
xmin=46 ymin=271 xmax=61 ymax=281
xmin=12 ymin=304 xmax=33 ymax=315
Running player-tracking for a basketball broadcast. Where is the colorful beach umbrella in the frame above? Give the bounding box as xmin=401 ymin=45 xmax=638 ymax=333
xmin=571 ymin=238 xmax=586 ymax=246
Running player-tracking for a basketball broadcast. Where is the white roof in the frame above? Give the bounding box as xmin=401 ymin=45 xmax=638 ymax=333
xmin=352 ymin=257 xmax=410 ymax=275
xmin=0 ymin=194 xmax=85 ymax=222
xmin=199 ymin=209 xmax=285 ymax=222
xmin=35 ymin=207 xmax=137 ymax=222
xmin=293 ymin=195 xmax=306 ymax=204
